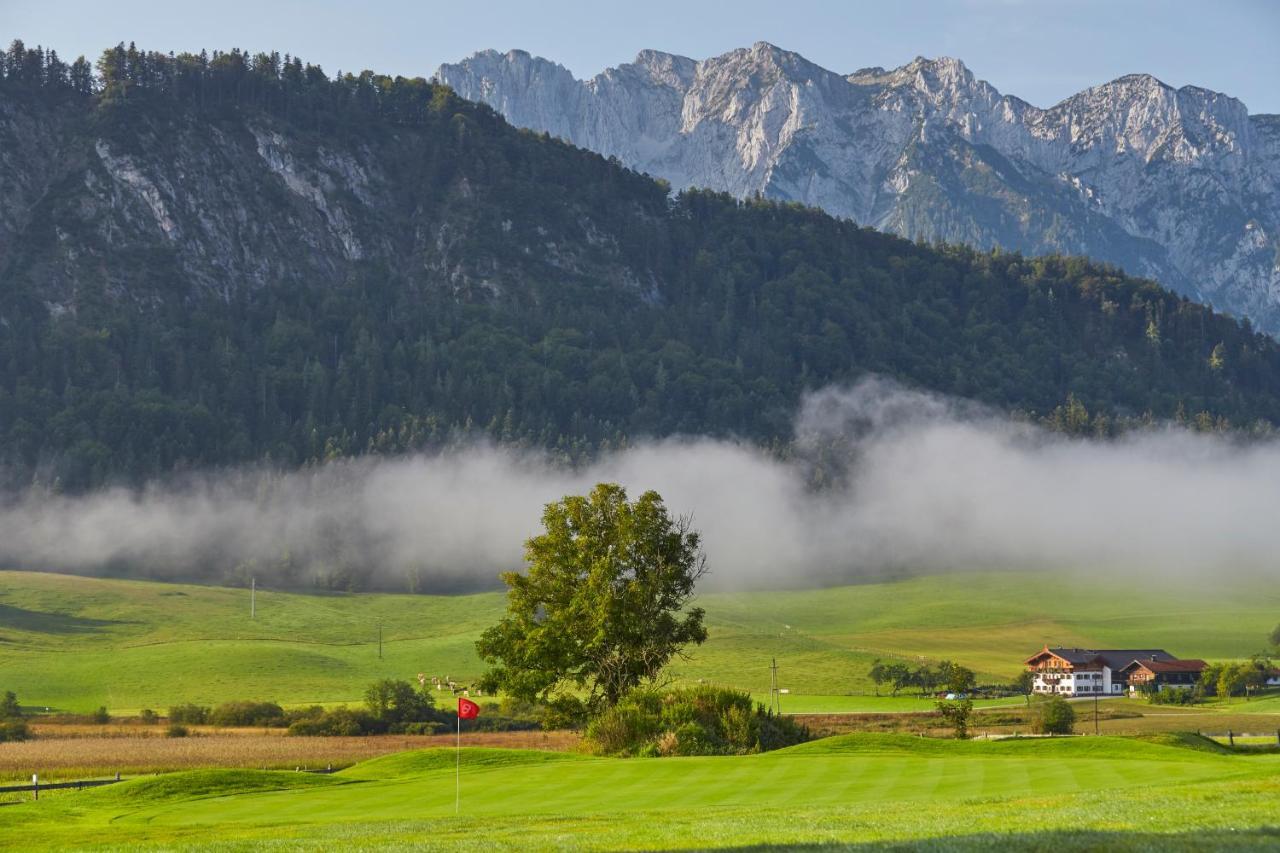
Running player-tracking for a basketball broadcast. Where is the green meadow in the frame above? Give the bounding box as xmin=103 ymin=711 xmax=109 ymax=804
xmin=1 ymin=569 xmax=1276 ymax=712
xmin=1 ymin=735 xmax=1278 ymax=850
xmin=3 ymin=570 xmax=1279 ymax=850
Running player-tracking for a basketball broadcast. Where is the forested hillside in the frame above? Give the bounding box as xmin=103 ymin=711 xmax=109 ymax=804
xmin=2 ymin=41 xmax=1280 ymax=490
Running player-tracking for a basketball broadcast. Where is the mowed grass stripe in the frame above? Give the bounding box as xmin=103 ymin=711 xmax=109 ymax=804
xmin=106 ymin=749 xmax=1269 ymax=827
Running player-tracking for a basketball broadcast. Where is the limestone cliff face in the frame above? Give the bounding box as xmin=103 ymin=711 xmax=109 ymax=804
xmin=438 ymin=43 xmax=1280 ymax=333
xmin=0 ymin=91 xmax=645 ymax=318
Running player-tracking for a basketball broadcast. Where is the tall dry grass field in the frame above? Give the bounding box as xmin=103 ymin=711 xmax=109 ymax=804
xmin=0 ymin=729 xmax=579 ymax=782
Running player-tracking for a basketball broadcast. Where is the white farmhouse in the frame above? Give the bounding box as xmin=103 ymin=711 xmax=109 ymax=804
xmin=1024 ymin=646 xmax=1206 ymax=697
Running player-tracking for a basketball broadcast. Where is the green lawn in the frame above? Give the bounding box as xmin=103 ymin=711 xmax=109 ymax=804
xmin=1 ymin=569 xmax=1276 ymax=712
xmin=1 ymin=735 xmax=1277 ymax=850
xmin=1201 ymin=692 xmax=1280 ymax=715
xmin=773 ymin=694 xmax=1027 ymax=714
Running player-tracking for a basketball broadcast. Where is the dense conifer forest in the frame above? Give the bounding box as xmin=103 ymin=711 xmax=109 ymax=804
xmin=2 ymin=41 xmax=1280 ymax=491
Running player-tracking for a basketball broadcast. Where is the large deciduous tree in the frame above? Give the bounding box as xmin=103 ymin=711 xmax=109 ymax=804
xmin=476 ymin=483 xmax=708 ymax=724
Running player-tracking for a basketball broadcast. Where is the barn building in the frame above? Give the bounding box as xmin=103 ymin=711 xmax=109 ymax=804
xmin=1117 ymin=658 xmax=1209 ymax=692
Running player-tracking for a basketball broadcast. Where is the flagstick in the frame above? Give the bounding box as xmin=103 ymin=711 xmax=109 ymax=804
xmin=455 ymin=712 xmax=461 ymax=815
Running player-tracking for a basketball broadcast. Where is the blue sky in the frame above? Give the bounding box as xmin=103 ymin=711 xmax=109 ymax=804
xmin=4 ymin=0 xmax=1278 ymax=112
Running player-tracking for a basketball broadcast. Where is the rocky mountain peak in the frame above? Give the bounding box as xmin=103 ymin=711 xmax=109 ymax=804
xmin=435 ymin=45 xmax=1280 ymax=335
xmin=617 ymin=49 xmax=697 ymax=90
xmin=1049 ymin=72 xmax=1254 ymax=166
xmin=695 ymin=40 xmax=834 ymax=88
xmin=895 ymin=55 xmax=975 ymax=89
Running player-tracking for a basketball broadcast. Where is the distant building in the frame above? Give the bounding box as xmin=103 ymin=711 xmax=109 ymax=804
xmin=1118 ymin=658 xmax=1209 ymax=693
xmin=1024 ymin=646 xmax=1206 ymax=697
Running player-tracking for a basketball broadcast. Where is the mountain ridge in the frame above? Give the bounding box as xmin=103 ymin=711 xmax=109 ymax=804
xmin=437 ymin=43 xmax=1280 ymax=334
xmin=3 ymin=41 xmax=1280 ymax=491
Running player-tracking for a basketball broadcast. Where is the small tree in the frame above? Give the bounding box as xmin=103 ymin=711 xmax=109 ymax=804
xmin=1217 ymin=663 xmax=1250 ymax=702
xmin=0 ymin=691 xmax=19 ymax=719
xmin=92 ymin=706 xmax=111 ymax=724
xmin=945 ymin=664 xmax=976 ymax=696
xmin=1012 ymin=671 xmax=1036 ymax=706
xmin=1199 ymin=664 xmax=1222 ymax=697
xmin=868 ymin=660 xmax=888 ymax=696
xmin=913 ymin=664 xmax=941 ymax=698
xmin=935 ymin=698 xmax=973 ymax=739
xmin=364 ymin=679 xmax=436 ymax=724
xmin=1243 ymin=657 xmax=1271 ymax=700
xmin=883 ymin=663 xmax=913 ymax=697
xmin=1033 ymin=696 xmax=1075 ymax=735
xmin=477 ymin=484 xmax=707 ymax=724
xmin=1269 ymin=623 xmax=1280 ymax=650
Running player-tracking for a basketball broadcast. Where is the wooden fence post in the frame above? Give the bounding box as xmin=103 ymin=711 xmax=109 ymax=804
xmin=1228 ymin=729 xmax=1234 ymax=747
xmin=32 ymin=773 xmax=37 ymax=801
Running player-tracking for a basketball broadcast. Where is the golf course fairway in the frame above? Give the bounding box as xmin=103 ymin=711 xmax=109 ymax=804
xmin=2 ymin=734 xmax=1278 ymax=850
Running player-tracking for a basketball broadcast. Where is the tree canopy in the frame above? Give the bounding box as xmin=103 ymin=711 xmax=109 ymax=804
xmin=476 ymin=484 xmax=707 ymax=723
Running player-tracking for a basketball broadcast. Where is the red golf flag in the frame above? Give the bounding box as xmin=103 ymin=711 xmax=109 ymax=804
xmin=457 ymin=697 xmax=480 ymax=719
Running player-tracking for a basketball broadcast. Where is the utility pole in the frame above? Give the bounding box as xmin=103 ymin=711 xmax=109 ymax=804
xmin=251 ymin=577 xmax=256 ymax=620
xmin=1094 ymin=694 xmax=1099 ymax=735
xmin=770 ymin=657 xmax=780 ymax=715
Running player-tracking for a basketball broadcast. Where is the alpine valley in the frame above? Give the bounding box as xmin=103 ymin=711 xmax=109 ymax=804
xmin=438 ymin=43 xmax=1280 ymax=334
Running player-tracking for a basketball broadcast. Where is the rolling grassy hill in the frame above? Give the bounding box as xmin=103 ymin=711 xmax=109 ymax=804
xmin=1 ymin=735 xmax=1278 ymax=850
xmin=2 ymin=569 xmax=1276 ymax=713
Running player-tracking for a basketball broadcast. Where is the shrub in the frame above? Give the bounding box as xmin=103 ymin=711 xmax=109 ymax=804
xmin=585 ymin=686 xmax=808 ymax=757
xmin=497 ymin=696 xmax=545 ymax=720
xmin=466 ymin=714 xmax=540 ymax=733
xmin=283 ymin=705 xmax=326 ymax=726
xmin=0 ymin=719 xmax=31 ymax=742
xmin=400 ymin=721 xmax=446 ymax=735
xmin=168 ymin=704 xmax=210 ymax=725
xmin=287 ymin=707 xmax=376 ymax=736
xmin=207 ymin=701 xmax=286 ymax=728
xmin=139 ymin=708 xmax=160 ymax=724
xmin=1033 ymin=696 xmax=1076 ymax=735
xmin=0 ymin=690 xmax=20 ymax=718
xmin=91 ymin=706 xmax=111 ymax=724
xmin=1148 ymin=687 xmax=1199 ymax=706
xmin=166 ymin=724 xmax=189 ymax=738
xmin=935 ymin=698 xmax=974 ymax=739
xmin=661 ymin=721 xmax=720 ymax=756
xmin=585 ymin=704 xmax=663 ymax=755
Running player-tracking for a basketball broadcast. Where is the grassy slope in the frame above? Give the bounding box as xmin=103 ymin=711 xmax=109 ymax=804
xmin=1 ymin=569 xmax=1276 ymax=711
xmin=1 ymin=736 xmax=1277 ymax=850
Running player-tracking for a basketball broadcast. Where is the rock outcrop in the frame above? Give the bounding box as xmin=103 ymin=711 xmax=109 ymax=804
xmin=439 ymin=43 xmax=1280 ymax=333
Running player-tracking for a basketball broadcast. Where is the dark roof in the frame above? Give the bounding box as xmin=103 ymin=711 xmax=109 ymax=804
xmin=1032 ymin=647 xmax=1178 ymax=670
xmin=1092 ymin=650 xmax=1177 ymax=671
xmin=1121 ymin=659 xmax=1207 ymax=674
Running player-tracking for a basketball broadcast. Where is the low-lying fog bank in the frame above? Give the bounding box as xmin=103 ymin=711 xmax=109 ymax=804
xmin=2 ymin=378 xmax=1277 ymax=591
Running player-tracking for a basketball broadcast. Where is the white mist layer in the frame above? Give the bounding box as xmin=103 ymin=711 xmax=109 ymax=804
xmin=1 ymin=378 xmax=1277 ymax=589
